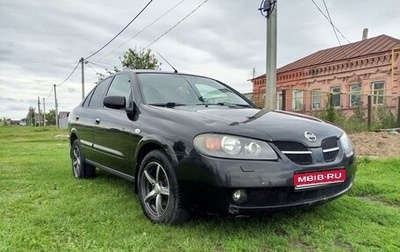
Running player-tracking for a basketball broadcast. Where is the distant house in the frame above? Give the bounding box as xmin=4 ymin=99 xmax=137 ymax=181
xmin=58 ymin=111 xmax=70 ymax=128
xmin=251 ymin=34 xmax=400 ymax=116
xmin=5 ymin=119 xmax=21 ymax=126
xmin=34 ymin=114 xmax=44 ymax=126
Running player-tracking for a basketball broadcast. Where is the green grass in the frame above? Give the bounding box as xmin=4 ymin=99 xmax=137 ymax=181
xmin=1 ymin=126 xmax=399 ymax=251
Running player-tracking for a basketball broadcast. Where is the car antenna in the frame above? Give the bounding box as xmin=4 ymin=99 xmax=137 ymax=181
xmin=157 ymin=52 xmax=178 ymax=73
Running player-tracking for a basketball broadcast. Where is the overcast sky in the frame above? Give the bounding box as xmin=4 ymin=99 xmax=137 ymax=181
xmin=1 ymin=0 xmax=399 ymax=120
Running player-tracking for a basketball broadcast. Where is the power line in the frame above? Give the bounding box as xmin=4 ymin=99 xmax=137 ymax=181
xmin=86 ymin=61 xmax=110 ymax=82
xmin=86 ymin=60 xmax=110 ymax=70
xmin=45 ymin=88 xmax=53 ymax=101
xmin=84 ymin=0 xmax=154 ymax=60
xmin=86 ymin=60 xmax=116 ymax=75
xmin=310 ymin=0 xmax=350 ymax=44
xmin=310 ymin=0 xmax=366 ymax=60
xmin=56 ymin=60 xmax=80 ymax=87
xmin=86 ymin=62 xmax=102 ymax=75
xmin=322 ymin=0 xmax=341 ymax=46
xmin=145 ymin=0 xmax=209 ymax=49
xmin=47 ymin=0 xmax=197 ymax=106
xmin=95 ymin=0 xmax=186 ymax=63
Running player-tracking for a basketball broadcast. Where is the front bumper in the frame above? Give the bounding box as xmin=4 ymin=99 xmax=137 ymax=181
xmin=177 ymin=151 xmax=356 ymax=215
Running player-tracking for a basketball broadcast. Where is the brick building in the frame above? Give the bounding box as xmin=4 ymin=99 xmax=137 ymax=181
xmin=251 ymin=34 xmax=400 ymax=116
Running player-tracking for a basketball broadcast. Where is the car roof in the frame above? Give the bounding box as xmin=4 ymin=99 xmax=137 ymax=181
xmin=122 ymin=69 xmax=208 ymax=78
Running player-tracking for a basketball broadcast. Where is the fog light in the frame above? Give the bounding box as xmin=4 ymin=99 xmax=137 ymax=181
xmin=232 ymin=189 xmax=248 ymax=203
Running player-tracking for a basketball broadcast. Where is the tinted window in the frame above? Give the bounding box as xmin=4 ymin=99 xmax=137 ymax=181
xmin=138 ymin=74 xmax=198 ymax=104
xmin=187 ymin=76 xmax=249 ymax=105
xmin=137 ymin=73 xmax=250 ymax=106
xmin=106 ymin=74 xmax=131 ymax=107
xmin=82 ymin=89 xmax=94 ymax=107
xmin=88 ymin=77 xmax=112 ymax=108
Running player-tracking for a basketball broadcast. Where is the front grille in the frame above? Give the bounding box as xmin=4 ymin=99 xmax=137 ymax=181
xmin=285 ymin=154 xmax=313 ymax=165
xmin=273 ymin=137 xmax=340 ymax=165
xmin=274 ymin=141 xmax=308 ymax=152
xmin=273 ymin=141 xmax=313 ymax=165
xmin=322 ymin=137 xmax=339 ymax=162
xmin=321 ymin=137 xmax=337 ymax=149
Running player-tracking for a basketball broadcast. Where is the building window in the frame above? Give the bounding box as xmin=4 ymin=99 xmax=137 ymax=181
xmin=372 ymin=82 xmax=385 ymax=105
xmin=311 ymin=90 xmax=322 ymax=110
xmin=331 ymin=87 xmax=341 ymax=107
xmin=350 ymin=84 xmax=361 ymax=107
xmin=277 ymin=91 xmax=282 ymax=110
xmin=292 ymin=90 xmax=304 ymax=111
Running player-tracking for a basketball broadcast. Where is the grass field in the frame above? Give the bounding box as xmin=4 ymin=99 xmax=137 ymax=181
xmin=0 ymin=126 xmax=399 ymax=252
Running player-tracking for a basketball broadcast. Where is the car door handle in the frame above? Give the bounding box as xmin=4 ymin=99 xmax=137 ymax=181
xmin=95 ymin=118 xmax=101 ymax=124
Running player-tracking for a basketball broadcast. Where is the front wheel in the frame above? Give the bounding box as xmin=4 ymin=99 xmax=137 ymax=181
xmin=71 ymin=139 xmax=96 ymax=179
xmin=137 ymin=150 xmax=190 ymax=224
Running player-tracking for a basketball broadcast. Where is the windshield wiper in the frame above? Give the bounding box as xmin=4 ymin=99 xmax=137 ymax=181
xmin=231 ymin=103 xmax=253 ymax=108
xmin=149 ymin=102 xmax=185 ymax=108
xmin=195 ymin=96 xmax=210 ymax=107
xmin=209 ymin=102 xmax=252 ymax=108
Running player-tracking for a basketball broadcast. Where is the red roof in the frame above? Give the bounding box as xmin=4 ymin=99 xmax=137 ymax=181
xmin=254 ymin=34 xmax=400 ymax=79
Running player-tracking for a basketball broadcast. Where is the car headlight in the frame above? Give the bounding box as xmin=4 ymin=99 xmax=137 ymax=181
xmin=339 ymin=132 xmax=354 ymax=157
xmin=194 ymin=134 xmax=278 ymax=160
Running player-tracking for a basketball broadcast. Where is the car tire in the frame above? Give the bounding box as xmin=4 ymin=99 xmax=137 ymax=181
xmin=71 ymin=139 xmax=96 ymax=179
xmin=138 ymin=150 xmax=190 ymax=225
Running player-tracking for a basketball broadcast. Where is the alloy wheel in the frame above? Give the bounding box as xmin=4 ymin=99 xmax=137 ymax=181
xmin=140 ymin=161 xmax=171 ymax=217
xmin=72 ymin=145 xmax=82 ymax=177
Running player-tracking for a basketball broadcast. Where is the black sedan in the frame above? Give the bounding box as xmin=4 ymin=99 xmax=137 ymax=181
xmin=68 ymin=70 xmax=356 ymax=224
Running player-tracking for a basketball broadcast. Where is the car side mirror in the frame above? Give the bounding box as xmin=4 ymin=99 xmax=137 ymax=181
xmin=104 ymin=96 xmax=126 ymax=109
xmin=126 ymin=101 xmax=139 ymax=121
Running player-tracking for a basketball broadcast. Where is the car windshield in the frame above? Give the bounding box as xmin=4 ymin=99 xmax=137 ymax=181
xmin=137 ymin=73 xmax=252 ymax=107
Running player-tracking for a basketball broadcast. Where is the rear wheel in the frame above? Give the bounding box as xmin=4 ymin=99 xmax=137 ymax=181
xmin=71 ymin=139 xmax=96 ymax=179
xmin=138 ymin=150 xmax=190 ymax=224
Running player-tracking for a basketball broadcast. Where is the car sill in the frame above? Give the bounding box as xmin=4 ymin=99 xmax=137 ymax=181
xmin=87 ymin=160 xmax=135 ymax=182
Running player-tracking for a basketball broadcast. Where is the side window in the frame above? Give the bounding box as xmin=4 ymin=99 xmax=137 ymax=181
xmin=106 ymin=74 xmax=131 ymax=107
xmin=82 ymin=89 xmax=94 ymax=107
xmin=88 ymin=77 xmax=112 ymax=108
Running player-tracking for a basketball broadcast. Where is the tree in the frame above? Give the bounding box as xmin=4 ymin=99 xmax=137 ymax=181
xmin=26 ymin=107 xmax=35 ymax=126
xmin=96 ymin=66 xmax=120 ymax=84
xmin=121 ymin=48 xmax=161 ymax=70
xmin=46 ymin=109 xmax=56 ymax=126
xmin=96 ymin=48 xmax=161 ymax=83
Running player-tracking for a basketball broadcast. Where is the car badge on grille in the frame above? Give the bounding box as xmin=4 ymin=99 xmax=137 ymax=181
xmin=304 ymin=131 xmax=317 ymax=142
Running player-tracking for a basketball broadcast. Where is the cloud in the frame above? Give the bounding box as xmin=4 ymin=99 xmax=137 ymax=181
xmin=1 ymin=0 xmax=399 ymax=119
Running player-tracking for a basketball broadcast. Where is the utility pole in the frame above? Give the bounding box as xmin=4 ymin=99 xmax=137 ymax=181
xmin=29 ymin=107 xmax=34 ymax=126
xmin=34 ymin=107 xmax=36 ymax=127
xmin=81 ymin=57 xmax=85 ymax=100
xmin=54 ymin=84 xmax=59 ymax=128
xmin=259 ymin=0 xmax=277 ymax=110
xmin=43 ymin=98 xmax=46 ymax=127
xmin=37 ymin=97 xmax=41 ymax=127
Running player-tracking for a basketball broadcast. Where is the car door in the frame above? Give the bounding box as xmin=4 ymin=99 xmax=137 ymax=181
xmin=73 ymin=77 xmax=112 ymax=162
xmin=92 ymin=72 xmax=141 ymax=176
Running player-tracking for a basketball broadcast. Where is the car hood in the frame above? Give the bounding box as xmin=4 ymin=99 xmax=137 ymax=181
xmin=144 ymin=105 xmax=343 ymax=147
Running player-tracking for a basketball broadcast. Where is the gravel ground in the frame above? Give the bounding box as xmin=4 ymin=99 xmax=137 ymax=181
xmin=350 ymin=130 xmax=400 ymax=158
